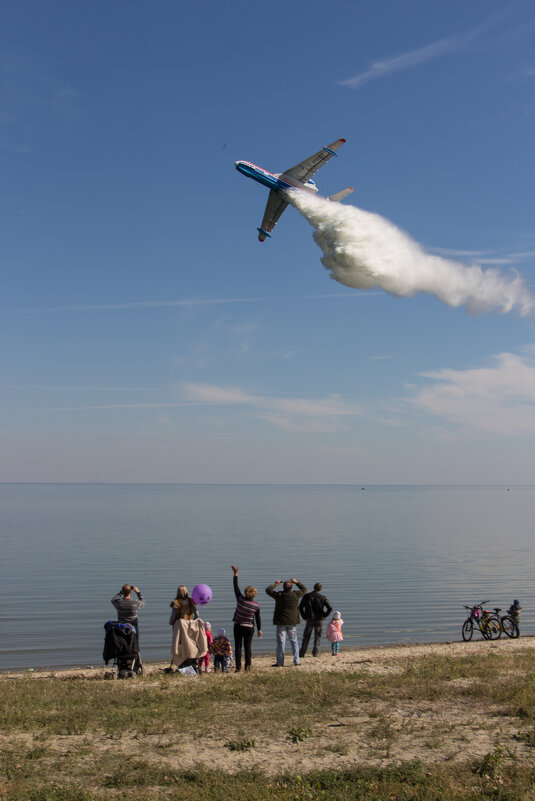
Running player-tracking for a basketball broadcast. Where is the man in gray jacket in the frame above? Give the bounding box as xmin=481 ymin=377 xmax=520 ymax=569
xmin=111 ymin=584 xmax=145 ymax=643
xmin=265 ymin=578 xmax=306 ymax=667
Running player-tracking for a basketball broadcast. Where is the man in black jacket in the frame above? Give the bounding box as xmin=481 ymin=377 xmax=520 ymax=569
xmin=298 ymin=582 xmax=333 ymax=658
xmin=266 ymin=578 xmax=306 ymax=666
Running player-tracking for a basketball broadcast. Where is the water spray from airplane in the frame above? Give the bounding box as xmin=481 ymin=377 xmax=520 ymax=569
xmin=234 ymin=138 xmax=532 ymax=315
xmin=288 ymin=192 xmax=534 ymax=316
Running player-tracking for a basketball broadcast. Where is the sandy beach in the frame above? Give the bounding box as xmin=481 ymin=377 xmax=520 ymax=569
xmin=3 ymin=635 xmax=534 ymax=680
xmin=3 ymin=636 xmax=535 ymax=782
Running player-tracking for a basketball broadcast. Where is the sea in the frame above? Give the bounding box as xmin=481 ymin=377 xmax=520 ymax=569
xmin=1 ymin=483 xmax=533 ymax=671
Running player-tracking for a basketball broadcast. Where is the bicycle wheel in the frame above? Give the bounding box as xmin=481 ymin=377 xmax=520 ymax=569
xmin=462 ymin=619 xmax=473 ymax=641
xmin=485 ymin=615 xmax=501 ymax=640
xmin=501 ymin=616 xmax=520 ymax=639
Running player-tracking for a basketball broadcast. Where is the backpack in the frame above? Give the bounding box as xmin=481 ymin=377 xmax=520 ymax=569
xmin=299 ymin=593 xmax=324 ymax=621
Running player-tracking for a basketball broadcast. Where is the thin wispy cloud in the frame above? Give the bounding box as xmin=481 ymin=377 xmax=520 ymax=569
xmin=429 ymin=246 xmax=535 ymax=267
xmin=1 ymin=293 xmax=384 ymax=314
xmin=45 ymin=384 xmax=362 ymax=430
xmin=475 ymin=258 xmax=524 ymax=266
xmin=184 ymin=382 xmax=360 ymax=416
xmin=409 ymin=347 xmax=535 ymax=435
xmin=2 ymin=383 xmax=173 ymax=392
xmin=1 ymin=298 xmax=261 ymax=314
xmin=429 ymin=248 xmax=492 ymax=258
xmin=48 ymin=402 xmax=196 ymax=412
xmin=183 ymin=382 xmax=361 ymax=432
xmin=339 ymin=14 xmax=496 ymax=89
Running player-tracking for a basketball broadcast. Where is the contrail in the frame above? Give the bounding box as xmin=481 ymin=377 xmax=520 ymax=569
xmin=288 ymin=192 xmax=534 ymax=316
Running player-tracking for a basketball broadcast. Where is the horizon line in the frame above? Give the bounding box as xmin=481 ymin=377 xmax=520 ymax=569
xmin=0 ymin=481 xmax=530 ymax=488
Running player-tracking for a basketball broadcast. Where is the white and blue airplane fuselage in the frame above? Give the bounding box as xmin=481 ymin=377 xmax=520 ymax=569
xmin=234 ymin=138 xmax=353 ymax=241
xmin=234 ymin=161 xmax=319 ymax=195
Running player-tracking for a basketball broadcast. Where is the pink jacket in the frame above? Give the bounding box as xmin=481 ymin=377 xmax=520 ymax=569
xmin=326 ymin=618 xmax=344 ymax=642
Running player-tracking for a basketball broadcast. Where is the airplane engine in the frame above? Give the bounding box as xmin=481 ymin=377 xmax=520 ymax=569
xmin=305 ymin=179 xmax=319 ymax=192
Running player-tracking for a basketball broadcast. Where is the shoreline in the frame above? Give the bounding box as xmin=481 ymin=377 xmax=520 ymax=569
xmin=3 ymin=634 xmax=534 ymax=679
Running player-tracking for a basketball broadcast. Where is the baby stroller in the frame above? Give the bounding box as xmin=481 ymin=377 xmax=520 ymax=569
xmin=103 ymin=620 xmax=143 ymax=678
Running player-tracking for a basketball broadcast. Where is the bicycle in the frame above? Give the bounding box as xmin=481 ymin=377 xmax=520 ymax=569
xmin=461 ymin=602 xmax=501 ymax=641
xmin=492 ymin=607 xmax=520 ymax=639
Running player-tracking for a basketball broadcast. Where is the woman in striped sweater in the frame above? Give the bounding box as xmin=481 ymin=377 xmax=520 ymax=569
xmin=231 ymin=565 xmax=262 ymax=672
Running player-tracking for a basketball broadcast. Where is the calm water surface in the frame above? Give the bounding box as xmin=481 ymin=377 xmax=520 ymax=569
xmin=1 ymin=484 xmax=533 ymax=670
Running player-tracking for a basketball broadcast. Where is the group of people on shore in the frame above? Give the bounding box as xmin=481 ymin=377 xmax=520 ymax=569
xmin=110 ymin=566 xmax=344 ymax=673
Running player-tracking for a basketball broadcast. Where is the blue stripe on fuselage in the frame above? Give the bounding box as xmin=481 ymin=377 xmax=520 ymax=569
xmin=235 ymin=162 xmax=293 ymax=193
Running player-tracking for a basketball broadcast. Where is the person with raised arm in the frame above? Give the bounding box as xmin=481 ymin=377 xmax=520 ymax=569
xmin=265 ymin=577 xmax=306 ymax=667
xmin=111 ymin=584 xmax=145 ymax=644
xmin=231 ymin=565 xmax=262 ymax=672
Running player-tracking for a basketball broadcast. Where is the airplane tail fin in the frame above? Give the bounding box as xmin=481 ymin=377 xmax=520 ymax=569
xmin=328 ymin=187 xmax=354 ymax=202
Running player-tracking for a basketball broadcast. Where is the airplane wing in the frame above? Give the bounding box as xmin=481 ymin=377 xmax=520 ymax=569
xmin=279 ymin=138 xmax=346 ymax=184
xmin=258 ymin=190 xmax=289 ymax=241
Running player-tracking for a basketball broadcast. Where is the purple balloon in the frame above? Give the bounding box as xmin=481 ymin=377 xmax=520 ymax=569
xmin=192 ymin=583 xmax=213 ymax=606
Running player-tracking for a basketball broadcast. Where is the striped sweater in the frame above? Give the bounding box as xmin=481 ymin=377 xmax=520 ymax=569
xmin=232 ymin=576 xmax=261 ymax=630
xmin=111 ymin=591 xmax=145 ymax=624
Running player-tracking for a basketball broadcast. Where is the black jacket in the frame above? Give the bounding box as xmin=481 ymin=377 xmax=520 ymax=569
xmin=298 ymin=590 xmax=333 ymax=621
xmin=103 ymin=624 xmax=139 ymax=664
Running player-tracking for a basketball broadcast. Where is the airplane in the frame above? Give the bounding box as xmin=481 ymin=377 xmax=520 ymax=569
xmin=235 ymin=138 xmax=354 ymax=241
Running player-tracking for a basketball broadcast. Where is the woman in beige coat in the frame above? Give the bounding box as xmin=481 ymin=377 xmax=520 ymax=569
xmin=169 ymin=586 xmax=203 ymax=668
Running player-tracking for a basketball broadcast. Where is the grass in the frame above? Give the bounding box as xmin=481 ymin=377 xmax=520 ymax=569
xmin=3 ymin=760 xmax=535 ymax=801
xmin=225 ymin=738 xmax=256 ymax=751
xmin=515 ymin=727 xmax=535 ymax=747
xmin=3 ymin=646 xmax=535 ymax=799
xmin=289 ymin=725 xmax=312 ymax=743
xmin=367 ymin=715 xmax=396 ymax=743
xmin=4 ymin=650 xmax=535 ymax=737
xmin=0 ymin=671 xmax=367 ymax=738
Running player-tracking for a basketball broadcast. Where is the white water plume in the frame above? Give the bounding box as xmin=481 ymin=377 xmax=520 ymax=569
xmin=289 ymin=192 xmax=534 ymax=316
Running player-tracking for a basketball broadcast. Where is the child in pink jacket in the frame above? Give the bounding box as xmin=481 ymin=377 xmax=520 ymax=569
xmin=198 ymin=621 xmax=213 ymax=672
xmin=326 ymin=611 xmax=344 ymax=656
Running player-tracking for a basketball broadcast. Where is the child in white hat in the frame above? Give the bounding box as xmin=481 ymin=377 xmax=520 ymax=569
xmin=326 ymin=612 xmax=344 ymax=656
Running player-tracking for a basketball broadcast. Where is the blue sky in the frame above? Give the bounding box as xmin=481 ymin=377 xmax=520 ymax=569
xmin=1 ymin=0 xmax=534 ymax=483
